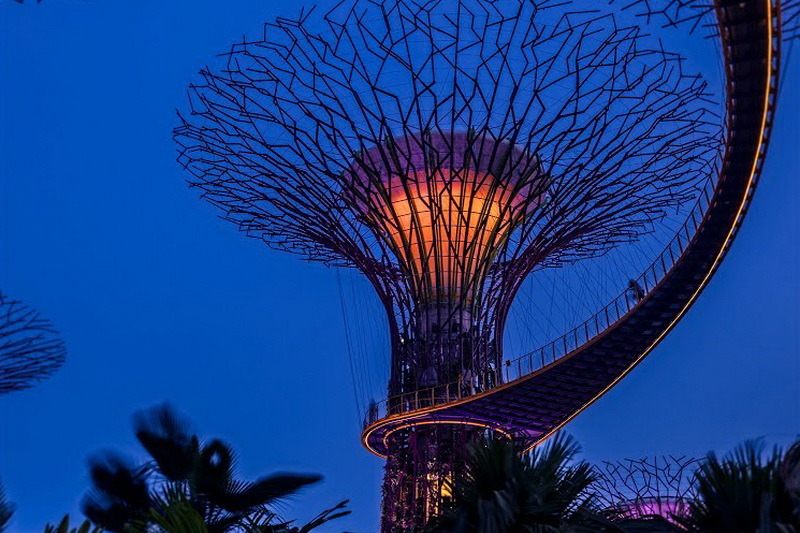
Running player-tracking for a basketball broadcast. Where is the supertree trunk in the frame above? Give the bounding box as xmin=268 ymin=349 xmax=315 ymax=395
xmin=382 ymin=425 xmax=484 ymax=532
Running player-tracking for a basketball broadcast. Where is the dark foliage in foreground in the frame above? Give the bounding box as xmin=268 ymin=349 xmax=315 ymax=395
xmin=44 ymin=515 xmax=102 ymax=533
xmin=676 ymin=439 xmax=800 ymax=533
xmin=423 ymin=435 xmax=800 ymax=533
xmin=81 ymin=404 xmax=349 ymax=533
xmin=0 ymin=480 xmax=13 ymax=533
xmin=423 ymin=435 xmax=679 ymax=533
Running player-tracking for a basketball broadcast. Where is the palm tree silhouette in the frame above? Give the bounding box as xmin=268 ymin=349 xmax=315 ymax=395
xmin=676 ymin=439 xmax=800 ymax=533
xmin=0 ymin=480 xmax=13 ymax=533
xmin=82 ymin=404 xmax=348 ymax=533
xmin=425 ymin=434 xmax=680 ymax=533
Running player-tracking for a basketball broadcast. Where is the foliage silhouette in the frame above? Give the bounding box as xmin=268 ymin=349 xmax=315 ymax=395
xmin=82 ymin=404 xmax=348 ymax=533
xmin=0 ymin=480 xmax=13 ymax=533
xmin=423 ymin=434 xmax=679 ymax=533
xmin=44 ymin=515 xmax=103 ymax=533
xmin=676 ymin=439 xmax=800 ymax=533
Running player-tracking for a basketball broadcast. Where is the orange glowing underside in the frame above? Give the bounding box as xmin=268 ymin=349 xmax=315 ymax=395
xmin=377 ymin=169 xmax=522 ymax=299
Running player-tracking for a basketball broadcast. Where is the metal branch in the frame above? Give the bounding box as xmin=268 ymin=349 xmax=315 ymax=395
xmin=593 ymin=456 xmax=701 ymax=521
xmin=0 ymin=292 xmax=66 ymax=395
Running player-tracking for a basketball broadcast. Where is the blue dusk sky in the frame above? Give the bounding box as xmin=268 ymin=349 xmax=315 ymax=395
xmin=0 ymin=1 xmax=798 ymax=532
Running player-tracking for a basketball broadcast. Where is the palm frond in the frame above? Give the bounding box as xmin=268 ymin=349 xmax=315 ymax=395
xmin=781 ymin=439 xmax=800 ymax=530
xmin=241 ymin=500 xmax=351 ymax=533
xmin=82 ymin=453 xmax=151 ymax=533
xmin=296 ymin=500 xmax=351 ymax=533
xmin=133 ymin=404 xmax=197 ymax=482
xmin=431 ymin=434 xmax=604 ymax=533
xmin=82 ymin=404 xmax=338 ymax=533
xmin=128 ymin=487 xmax=209 ymax=533
xmin=214 ymin=474 xmax=323 ymax=513
xmin=196 ymin=439 xmax=236 ymax=502
xmin=0 ymin=480 xmax=14 ymax=533
xmin=677 ymin=439 xmax=796 ymax=533
xmin=43 ymin=515 xmax=103 ymax=533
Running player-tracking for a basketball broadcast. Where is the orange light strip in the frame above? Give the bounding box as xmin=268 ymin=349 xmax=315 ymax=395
xmin=365 ymin=418 xmax=515 ymax=459
xmin=523 ymin=0 xmax=776 ymax=452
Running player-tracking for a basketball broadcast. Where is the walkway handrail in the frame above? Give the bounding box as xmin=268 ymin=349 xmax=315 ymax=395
xmin=363 ymin=0 xmax=783 ymax=460
xmin=364 ymin=175 xmax=718 ymax=428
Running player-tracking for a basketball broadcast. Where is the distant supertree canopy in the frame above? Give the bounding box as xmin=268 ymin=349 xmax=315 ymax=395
xmin=0 ymin=292 xmax=66 ymax=395
xmin=593 ymin=456 xmax=701 ymax=523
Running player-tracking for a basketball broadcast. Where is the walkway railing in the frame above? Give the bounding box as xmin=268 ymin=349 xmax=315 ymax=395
xmin=364 ymin=176 xmax=717 ymax=428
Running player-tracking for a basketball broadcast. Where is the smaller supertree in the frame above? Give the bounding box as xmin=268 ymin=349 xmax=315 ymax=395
xmin=0 ymin=292 xmax=66 ymax=395
xmin=593 ymin=456 xmax=701 ymax=523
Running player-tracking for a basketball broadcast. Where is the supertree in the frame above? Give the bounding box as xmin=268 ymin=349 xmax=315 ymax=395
xmin=0 ymin=292 xmax=66 ymax=395
xmin=593 ymin=456 xmax=701 ymax=523
xmin=174 ymin=0 xmax=794 ymax=530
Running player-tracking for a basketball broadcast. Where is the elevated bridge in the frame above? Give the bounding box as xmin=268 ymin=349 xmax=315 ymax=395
xmin=363 ymin=0 xmax=783 ymax=457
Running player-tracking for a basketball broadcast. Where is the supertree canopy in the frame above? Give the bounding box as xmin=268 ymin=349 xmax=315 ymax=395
xmin=593 ymin=456 xmax=702 ymax=523
xmin=174 ymin=0 xmax=791 ymax=529
xmin=0 ymin=292 xmax=66 ymax=395
xmin=176 ymin=0 xmax=717 ymax=387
